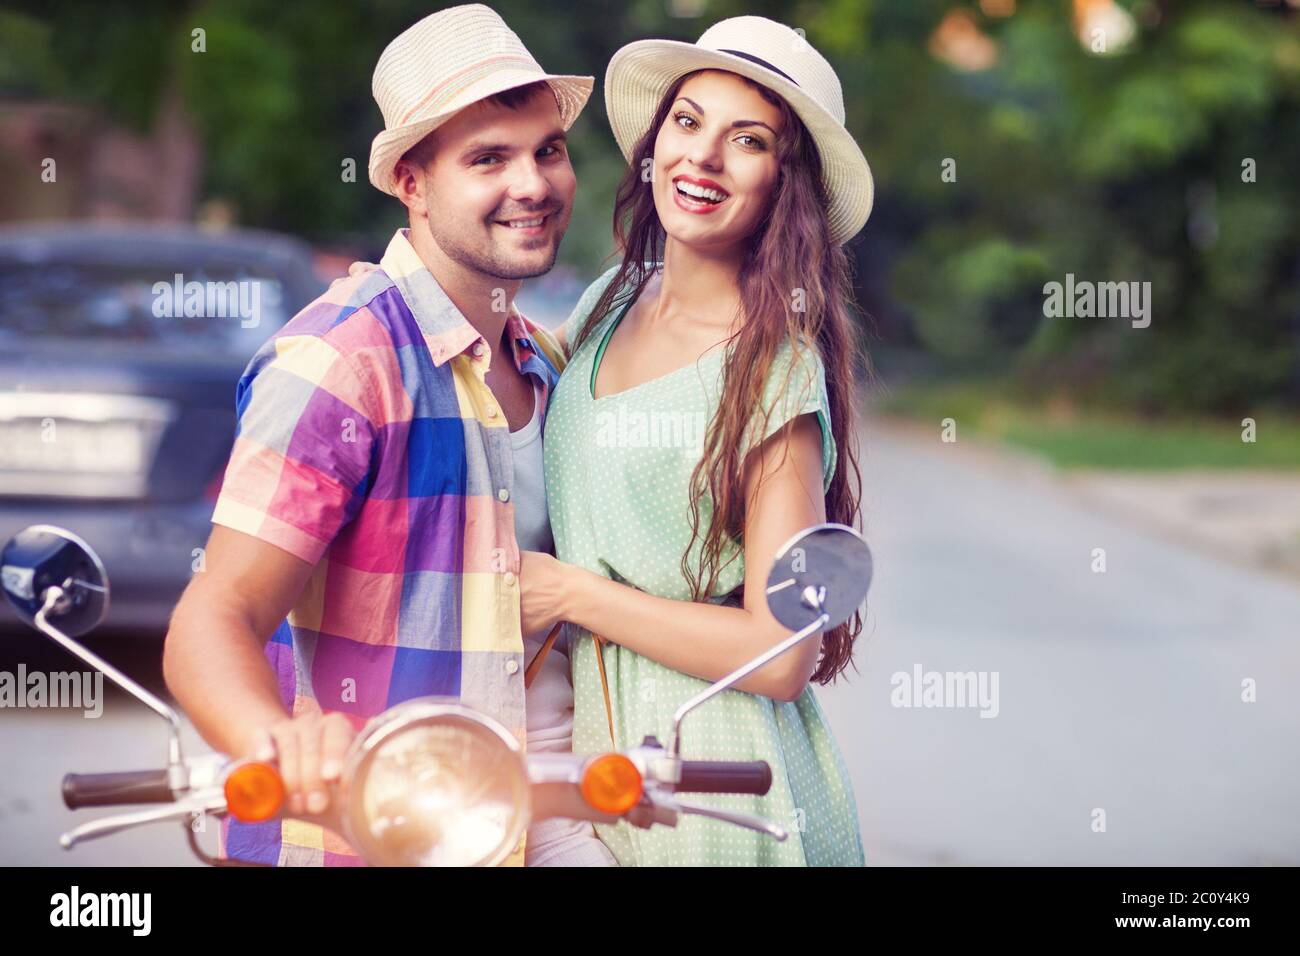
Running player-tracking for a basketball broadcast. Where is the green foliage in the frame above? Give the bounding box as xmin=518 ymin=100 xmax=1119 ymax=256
xmin=880 ymin=378 xmax=1300 ymax=470
xmin=1 ymin=0 xmax=1296 ymax=415
xmin=893 ymin=233 xmax=1050 ymax=363
xmin=879 ymin=0 xmax=1300 ymax=413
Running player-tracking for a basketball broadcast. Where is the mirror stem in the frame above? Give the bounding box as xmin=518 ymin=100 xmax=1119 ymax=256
xmin=36 ymin=586 xmax=186 ymax=773
xmin=667 ymin=610 xmax=829 ymax=761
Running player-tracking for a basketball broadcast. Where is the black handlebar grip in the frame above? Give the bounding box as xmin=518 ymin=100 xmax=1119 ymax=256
xmin=62 ymin=770 xmax=174 ymax=809
xmin=678 ymin=760 xmax=773 ymax=795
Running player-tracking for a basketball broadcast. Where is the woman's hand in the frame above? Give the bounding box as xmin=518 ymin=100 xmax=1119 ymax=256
xmin=328 ymin=260 xmax=379 ymax=290
xmin=550 ymin=414 xmax=828 ymax=700
xmin=519 ymin=550 xmax=577 ymax=635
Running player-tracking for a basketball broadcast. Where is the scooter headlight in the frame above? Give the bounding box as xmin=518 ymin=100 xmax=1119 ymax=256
xmin=342 ymin=699 xmax=529 ymax=867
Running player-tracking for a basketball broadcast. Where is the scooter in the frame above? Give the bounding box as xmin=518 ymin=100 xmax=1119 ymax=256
xmin=0 ymin=522 xmax=871 ymax=866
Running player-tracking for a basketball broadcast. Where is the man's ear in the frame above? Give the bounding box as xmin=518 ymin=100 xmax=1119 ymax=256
xmin=392 ymin=158 xmax=429 ymax=217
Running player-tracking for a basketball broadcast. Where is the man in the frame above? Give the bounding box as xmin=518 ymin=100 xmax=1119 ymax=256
xmin=163 ymin=4 xmax=613 ymax=867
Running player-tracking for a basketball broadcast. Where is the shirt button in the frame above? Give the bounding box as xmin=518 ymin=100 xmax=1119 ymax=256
xmin=497 ymin=487 xmax=509 ymax=502
xmin=487 ymin=406 xmax=498 ymax=419
xmin=472 ymin=342 xmax=485 ymax=358
xmin=504 ymin=571 xmax=516 ymax=586
xmin=505 ymin=660 xmax=519 ymax=675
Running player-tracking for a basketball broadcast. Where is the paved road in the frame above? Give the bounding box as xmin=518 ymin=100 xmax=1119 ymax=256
xmin=2 ymin=421 xmax=1297 ymax=866
xmin=0 ymin=638 xmax=210 ymax=866
xmin=816 ymin=420 xmax=1300 ymax=865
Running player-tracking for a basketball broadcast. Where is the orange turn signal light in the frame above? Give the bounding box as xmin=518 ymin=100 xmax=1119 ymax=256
xmin=224 ymin=762 xmax=286 ymax=823
xmin=580 ymin=753 xmax=643 ymax=815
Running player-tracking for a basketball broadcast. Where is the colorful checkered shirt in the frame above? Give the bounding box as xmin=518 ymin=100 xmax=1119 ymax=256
xmin=211 ymin=228 xmax=565 ymax=866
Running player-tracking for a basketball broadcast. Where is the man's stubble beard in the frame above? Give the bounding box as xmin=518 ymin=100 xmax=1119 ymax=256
xmin=427 ymin=208 xmax=569 ymax=281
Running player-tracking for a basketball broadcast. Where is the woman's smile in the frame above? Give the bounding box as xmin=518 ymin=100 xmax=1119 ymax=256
xmin=671 ymin=174 xmax=731 ymax=213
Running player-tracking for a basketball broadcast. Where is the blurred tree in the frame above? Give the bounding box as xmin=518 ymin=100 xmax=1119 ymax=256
xmin=1 ymin=0 xmax=1296 ymax=413
xmin=879 ymin=0 xmax=1300 ymax=412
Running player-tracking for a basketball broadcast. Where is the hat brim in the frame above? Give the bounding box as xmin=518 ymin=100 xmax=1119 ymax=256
xmin=369 ymin=71 xmax=594 ymax=196
xmin=604 ymin=40 xmax=873 ymax=245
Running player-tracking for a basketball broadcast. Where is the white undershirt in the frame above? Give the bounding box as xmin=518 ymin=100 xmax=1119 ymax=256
xmin=511 ymin=381 xmax=574 ymax=753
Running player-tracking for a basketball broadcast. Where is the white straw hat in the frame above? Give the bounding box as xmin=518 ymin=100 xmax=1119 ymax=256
xmin=368 ymin=4 xmax=594 ymax=196
xmin=604 ymin=15 xmax=874 ymax=245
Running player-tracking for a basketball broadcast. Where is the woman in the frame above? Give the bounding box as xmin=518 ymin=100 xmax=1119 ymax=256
xmin=521 ymin=16 xmax=874 ymax=865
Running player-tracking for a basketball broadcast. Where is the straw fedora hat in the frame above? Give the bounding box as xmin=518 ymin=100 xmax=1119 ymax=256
xmin=604 ymin=15 xmax=874 ymax=245
xmin=368 ymin=4 xmax=594 ymax=196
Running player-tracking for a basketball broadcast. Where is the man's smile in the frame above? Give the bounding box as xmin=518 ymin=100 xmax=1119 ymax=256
xmin=493 ymin=210 xmax=557 ymax=236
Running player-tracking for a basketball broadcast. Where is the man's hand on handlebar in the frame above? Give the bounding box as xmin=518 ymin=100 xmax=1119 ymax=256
xmin=243 ymin=711 xmax=357 ymax=816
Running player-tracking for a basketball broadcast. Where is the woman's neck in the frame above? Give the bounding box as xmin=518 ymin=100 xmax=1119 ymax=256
xmin=655 ymin=236 xmax=744 ymax=334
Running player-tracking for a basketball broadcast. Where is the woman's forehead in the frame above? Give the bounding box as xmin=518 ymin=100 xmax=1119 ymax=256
xmin=676 ymin=70 xmax=785 ymax=128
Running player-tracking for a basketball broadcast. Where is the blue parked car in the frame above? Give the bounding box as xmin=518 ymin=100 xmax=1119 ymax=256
xmin=0 ymin=222 xmax=326 ymax=632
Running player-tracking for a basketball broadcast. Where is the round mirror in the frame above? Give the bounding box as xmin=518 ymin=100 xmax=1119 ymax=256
xmin=765 ymin=523 xmax=872 ymax=633
xmin=0 ymin=525 xmax=109 ymax=637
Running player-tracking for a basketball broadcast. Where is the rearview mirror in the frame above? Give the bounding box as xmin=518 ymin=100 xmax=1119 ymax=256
xmin=1 ymin=525 xmax=109 ymax=637
xmin=2 ymin=524 xmax=188 ymax=782
xmin=669 ymin=522 xmax=873 ymax=759
xmin=764 ymin=522 xmax=872 ymax=633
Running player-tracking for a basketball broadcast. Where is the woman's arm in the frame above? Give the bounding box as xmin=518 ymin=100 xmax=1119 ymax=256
xmin=523 ymin=413 xmax=828 ymax=701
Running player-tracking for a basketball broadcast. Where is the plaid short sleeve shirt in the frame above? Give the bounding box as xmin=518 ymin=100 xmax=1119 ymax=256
xmin=211 ymin=228 xmax=564 ymax=866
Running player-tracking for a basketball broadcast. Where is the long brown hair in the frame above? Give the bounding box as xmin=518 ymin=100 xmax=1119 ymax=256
xmin=574 ymin=70 xmax=867 ymax=684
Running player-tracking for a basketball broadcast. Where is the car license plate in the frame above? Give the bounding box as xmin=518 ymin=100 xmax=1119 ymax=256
xmin=0 ymin=419 xmax=149 ymax=474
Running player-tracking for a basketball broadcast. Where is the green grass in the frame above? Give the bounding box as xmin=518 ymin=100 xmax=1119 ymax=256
xmin=878 ymin=380 xmax=1300 ymax=471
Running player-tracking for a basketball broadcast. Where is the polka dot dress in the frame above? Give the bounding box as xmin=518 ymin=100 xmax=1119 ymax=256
xmin=543 ymin=266 xmax=866 ymax=867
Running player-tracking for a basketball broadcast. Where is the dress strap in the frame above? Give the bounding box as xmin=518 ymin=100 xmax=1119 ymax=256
xmin=523 ymin=621 xmax=562 ymax=689
xmin=523 ymin=624 xmax=617 ymax=748
xmin=591 ymin=634 xmax=616 ymax=748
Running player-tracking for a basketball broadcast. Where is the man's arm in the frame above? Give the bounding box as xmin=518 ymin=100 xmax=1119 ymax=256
xmin=162 ymin=524 xmax=355 ymax=815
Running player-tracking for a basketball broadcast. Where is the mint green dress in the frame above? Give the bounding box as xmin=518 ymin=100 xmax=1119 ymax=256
xmin=543 ymin=266 xmax=865 ymax=866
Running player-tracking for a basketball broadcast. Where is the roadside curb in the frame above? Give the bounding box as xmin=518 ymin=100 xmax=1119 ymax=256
xmin=866 ymin=413 xmax=1300 ymax=586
